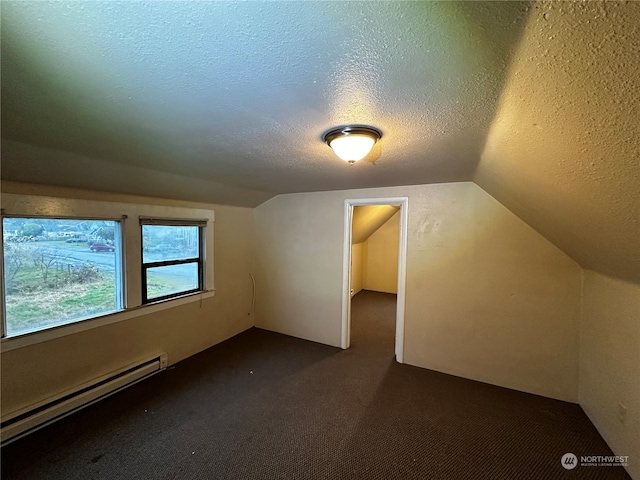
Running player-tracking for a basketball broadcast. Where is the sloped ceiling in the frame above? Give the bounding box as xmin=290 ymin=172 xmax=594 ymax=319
xmin=1 ymin=1 xmax=638 ymax=283
xmin=475 ymin=1 xmax=640 ymax=284
xmin=352 ymin=205 xmax=400 ymax=245
xmin=1 ymin=1 xmax=529 ymax=204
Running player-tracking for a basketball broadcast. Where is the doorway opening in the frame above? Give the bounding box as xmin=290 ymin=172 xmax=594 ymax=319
xmin=341 ymin=197 xmax=408 ymax=362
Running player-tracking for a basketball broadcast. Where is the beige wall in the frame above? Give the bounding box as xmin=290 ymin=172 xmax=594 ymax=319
xmin=0 ymin=183 xmax=254 ymax=416
xmin=580 ymin=271 xmax=640 ymax=479
xmin=7 ymin=181 xmax=633 ymax=471
xmin=350 ymin=243 xmax=364 ymax=296
xmin=254 ymin=182 xmax=582 ymax=401
xmin=253 ymin=192 xmax=344 ymax=346
xmin=363 ymin=211 xmax=399 ymax=294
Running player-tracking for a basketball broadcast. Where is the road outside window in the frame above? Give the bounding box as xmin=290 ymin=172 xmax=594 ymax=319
xmin=2 ymin=218 xmax=123 ymax=336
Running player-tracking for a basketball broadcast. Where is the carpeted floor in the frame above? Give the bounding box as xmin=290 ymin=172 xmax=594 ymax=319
xmin=1 ymin=290 xmax=630 ymax=479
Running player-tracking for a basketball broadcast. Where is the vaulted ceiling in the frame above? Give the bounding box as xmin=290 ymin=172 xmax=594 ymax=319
xmin=1 ymin=1 xmax=638 ymax=283
xmin=1 ymin=1 xmax=529 ymax=204
xmin=475 ymin=1 xmax=639 ymax=284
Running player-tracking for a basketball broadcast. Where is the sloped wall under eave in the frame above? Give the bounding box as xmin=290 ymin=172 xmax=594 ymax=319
xmin=352 ymin=205 xmax=400 ymax=245
xmin=475 ymin=1 xmax=640 ymax=284
xmin=253 ymin=182 xmax=582 ymax=402
xmin=0 ymin=141 xmax=275 ymax=208
xmin=402 ymin=183 xmax=582 ymax=402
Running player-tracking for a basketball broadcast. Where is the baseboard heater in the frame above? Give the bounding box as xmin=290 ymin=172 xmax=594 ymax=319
xmin=1 ymin=353 xmax=168 ymax=447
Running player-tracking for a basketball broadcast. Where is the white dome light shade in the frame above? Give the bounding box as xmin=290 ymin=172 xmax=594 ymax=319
xmin=329 ymin=135 xmax=376 ymax=163
xmin=323 ymin=126 xmax=382 ymax=164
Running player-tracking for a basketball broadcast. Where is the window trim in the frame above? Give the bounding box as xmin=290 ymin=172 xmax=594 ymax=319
xmin=1 ymin=216 xmax=5 ymax=340
xmin=139 ymin=217 xmax=208 ymax=227
xmin=0 ymin=193 xmax=215 ymax=351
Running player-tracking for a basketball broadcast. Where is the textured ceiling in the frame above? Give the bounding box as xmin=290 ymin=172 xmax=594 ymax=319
xmin=1 ymin=1 xmax=529 ymax=205
xmin=475 ymin=1 xmax=640 ymax=284
xmin=1 ymin=1 xmax=638 ymax=283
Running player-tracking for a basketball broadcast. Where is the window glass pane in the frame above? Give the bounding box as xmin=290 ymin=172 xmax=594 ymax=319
xmin=142 ymin=225 xmax=199 ymax=263
xmin=146 ymin=263 xmax=199 ymax=300
xmin=2 ymin=218 xmax=122 ymax=336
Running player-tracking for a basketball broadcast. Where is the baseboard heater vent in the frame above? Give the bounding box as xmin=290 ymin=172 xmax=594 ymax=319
xmin=1 ymin=353 xmax=167 ymax=447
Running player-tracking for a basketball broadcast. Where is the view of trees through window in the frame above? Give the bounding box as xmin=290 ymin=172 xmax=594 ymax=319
xmin=2 ymin=218 xmax=122 ymax=336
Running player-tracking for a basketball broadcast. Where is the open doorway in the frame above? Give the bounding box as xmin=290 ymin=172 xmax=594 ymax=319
xmin=341 ymin=197 xmax=408 ymax=362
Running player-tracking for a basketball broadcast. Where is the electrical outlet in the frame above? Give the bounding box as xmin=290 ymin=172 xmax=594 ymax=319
xmin=617 ymin=403 xmax=627 ymax=424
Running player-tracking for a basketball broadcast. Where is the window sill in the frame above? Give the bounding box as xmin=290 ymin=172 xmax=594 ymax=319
xmin=0 ymin=290 xmax=216 ymax=353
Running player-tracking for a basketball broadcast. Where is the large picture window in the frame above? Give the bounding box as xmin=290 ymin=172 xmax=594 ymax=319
xmin=140 ymin=219 xmax=206 ymax=303
xmin=2 ymin=217 xmax=123 ymax=336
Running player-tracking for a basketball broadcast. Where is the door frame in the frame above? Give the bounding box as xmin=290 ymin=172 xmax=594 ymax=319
xmin=341 ymin=197 xmax=409 ymax=363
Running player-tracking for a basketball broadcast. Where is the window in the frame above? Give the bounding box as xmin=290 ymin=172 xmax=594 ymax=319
xmin=140 ymin=219 xmax=206 ymax=303
xmin=1 ymin=194 xmax=215 ymax=345
xmin=2 ymin=217 xmax=123 ymax=336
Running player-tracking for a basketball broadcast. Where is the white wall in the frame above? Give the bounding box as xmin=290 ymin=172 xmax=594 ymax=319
xmin=363 ymin=211 xmax=399 ymax=294
xmin=580 ymin=271 xmax=640 ymax=479
xmin=0 ymin=183 xmax=254 ymax=416
xmin=254 ymin=182 xmax=582 ymax=401
xmin=350 ymin=243 xmax=364 ymax=295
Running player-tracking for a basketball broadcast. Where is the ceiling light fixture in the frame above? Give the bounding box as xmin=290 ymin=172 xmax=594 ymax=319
xmin=323 ymin=125 xmax=382 ymax=164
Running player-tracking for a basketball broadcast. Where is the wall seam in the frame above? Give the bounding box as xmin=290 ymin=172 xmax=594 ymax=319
xmin=578 ymin=267 xmax=585 ymax=404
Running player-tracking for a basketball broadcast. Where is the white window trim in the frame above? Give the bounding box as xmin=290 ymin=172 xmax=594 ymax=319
xmin=0 ymin=193 xmax=215 ymax=352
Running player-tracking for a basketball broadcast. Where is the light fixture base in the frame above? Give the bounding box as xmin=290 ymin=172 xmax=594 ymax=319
xmin=322 ymin=125 xmax=382 ymax=145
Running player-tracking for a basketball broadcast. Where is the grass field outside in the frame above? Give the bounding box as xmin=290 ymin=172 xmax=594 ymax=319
xmin=5 ymin=264 xmax=197 ymax=335
xmin=4 ymin=263 xmax=118 ymax=335
xmin=4 ymin=235 xmax=199 ymax=336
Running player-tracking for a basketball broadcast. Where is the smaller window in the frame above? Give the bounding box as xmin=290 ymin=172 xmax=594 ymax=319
xmin=140 ymin=220 xmax=205 ymax=303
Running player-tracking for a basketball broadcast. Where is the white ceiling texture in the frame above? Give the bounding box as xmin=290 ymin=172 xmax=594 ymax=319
xmin=1 ymin=1 xmax=529 ymax=205
xmin=1 ymin=1 xmax=639 ymax=283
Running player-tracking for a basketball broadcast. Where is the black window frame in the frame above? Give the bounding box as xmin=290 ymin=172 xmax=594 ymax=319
xmin=140 ymin=219 xmax=206 ymax=304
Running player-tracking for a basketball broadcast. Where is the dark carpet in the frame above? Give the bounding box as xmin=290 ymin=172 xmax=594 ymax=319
xmin=1 ymin=290 xmax=630 ymax=479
